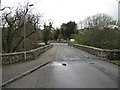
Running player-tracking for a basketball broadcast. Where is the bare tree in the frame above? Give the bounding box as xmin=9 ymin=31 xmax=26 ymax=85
xmin=84 ymin=13 xmax=113 ymax=29
xmin=2 ymin=2 xmax=42 ymax=53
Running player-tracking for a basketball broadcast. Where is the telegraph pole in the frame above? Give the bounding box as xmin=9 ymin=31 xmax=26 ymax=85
xmin=23 ymin=4 xmax=33 ymax=61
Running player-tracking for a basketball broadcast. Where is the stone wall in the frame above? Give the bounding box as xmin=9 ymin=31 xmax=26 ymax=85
xmin=68 ymin=43 xmax=120 ymax=60
xmin=1 ymin=44 xmax=53 ymax=65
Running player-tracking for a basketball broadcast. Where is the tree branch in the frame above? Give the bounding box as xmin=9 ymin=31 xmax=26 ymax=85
xmin=12 ymin=29 xmax=36 ymax=52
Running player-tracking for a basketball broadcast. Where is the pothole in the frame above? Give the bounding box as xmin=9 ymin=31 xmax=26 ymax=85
xmin=62 ymin=63 xmax=67 ymax=66
xmin=89 ymin=62 xmax=95 ymax=64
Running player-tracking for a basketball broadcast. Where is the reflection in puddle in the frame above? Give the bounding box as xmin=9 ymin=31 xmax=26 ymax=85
xmin=51 ymin=62 xmax=67 ymax=66
xmin=52 ymin=62 xmax=62 ymax=66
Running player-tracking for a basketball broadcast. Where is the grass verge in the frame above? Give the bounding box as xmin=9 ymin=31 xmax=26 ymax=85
xmin=110 ymin=60 xmax=120 ymax=66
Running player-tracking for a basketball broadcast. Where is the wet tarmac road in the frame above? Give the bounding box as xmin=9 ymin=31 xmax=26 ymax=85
xmin=4 ymin=43 xmax=118 ymax=88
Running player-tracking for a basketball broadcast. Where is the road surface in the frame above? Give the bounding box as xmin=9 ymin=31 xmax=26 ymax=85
xmin=4 ymin=43 xmax=118 ymax=88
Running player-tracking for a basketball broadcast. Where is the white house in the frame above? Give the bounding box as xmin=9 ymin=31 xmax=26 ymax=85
xmin=108 ymin=25 xmax=118 ymax=29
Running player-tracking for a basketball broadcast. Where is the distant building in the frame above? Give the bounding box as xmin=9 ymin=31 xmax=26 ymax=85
xmin=108 ymin=25 xmax=118 ymax=29
xmin=70 ymin=39 xmax=74 ymax=42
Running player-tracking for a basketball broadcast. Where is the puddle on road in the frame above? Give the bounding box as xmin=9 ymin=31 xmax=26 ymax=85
xmin=52 ymin=62 xmax=62 ymax=66
xmin=51 ymin=62 xmax=67 ymax=66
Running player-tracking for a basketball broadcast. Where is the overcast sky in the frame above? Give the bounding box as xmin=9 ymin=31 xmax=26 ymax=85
xmin=1 ymin=0 xmax=118 ymax=28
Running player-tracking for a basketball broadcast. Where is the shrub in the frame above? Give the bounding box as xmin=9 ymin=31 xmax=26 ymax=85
xmin=75 ymin=28 xmax=120 ymax=50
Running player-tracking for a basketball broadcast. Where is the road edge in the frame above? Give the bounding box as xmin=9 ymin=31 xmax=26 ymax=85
xmin=101 ymin=59 xmax=120 ymax=66
xmin=68 ymin=43 xmax=120 ymax=66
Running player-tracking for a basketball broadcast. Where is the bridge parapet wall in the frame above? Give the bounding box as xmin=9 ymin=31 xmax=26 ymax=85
xmin=68 ymin=43 xmax=120 ymax=60
xmin=1 ymin=44 xmax=53 ymax=65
